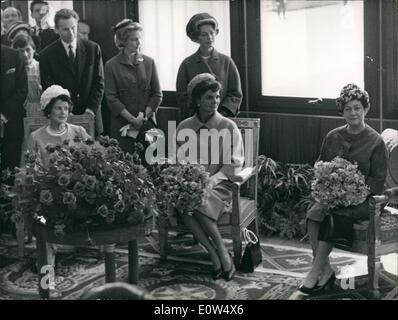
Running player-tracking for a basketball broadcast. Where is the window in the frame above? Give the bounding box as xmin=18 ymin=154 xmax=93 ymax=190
xmin=260 ymin=0 xmax=364 ymax=99
xmin=139 ymin=0 xmax=231 ymax=92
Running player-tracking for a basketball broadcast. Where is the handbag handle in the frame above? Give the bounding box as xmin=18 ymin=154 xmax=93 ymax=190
xmin=243 ymin=228 xmax=258 ymax=245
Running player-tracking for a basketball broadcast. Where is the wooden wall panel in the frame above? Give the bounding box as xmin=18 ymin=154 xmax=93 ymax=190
xmin=241 ymin=112 xmax=398 ymax=165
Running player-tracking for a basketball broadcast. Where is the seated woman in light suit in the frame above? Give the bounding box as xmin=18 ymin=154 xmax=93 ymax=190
xmin=27 ymin=85 xmax=90 ymax=168
xmin=175 ymin=73 xmax=244 ymax=281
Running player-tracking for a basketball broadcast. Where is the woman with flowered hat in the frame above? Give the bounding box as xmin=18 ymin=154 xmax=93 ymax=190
xmin=26 ymin=84 xmax=90 ymax=168
xmin=297 ymin=83 xmax=388 ymax=295
xmin=176 ymin=13 xmax=242 ymax=119
xmin=105 ymin=19 xmax=162 ymax=155
xmin=174 ymin=73 xmax=244 ymax=281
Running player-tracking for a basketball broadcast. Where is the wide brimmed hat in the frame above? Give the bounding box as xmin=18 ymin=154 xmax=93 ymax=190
xmin=6 ymin=22 xmax=32 ymax=42
xmin=336 ymin=83 xmax=370 ymax=112
xmin=40 ymin=85 xmax=70 ymax=110
xmin=186 ymin=12 xmax=219 ymax=42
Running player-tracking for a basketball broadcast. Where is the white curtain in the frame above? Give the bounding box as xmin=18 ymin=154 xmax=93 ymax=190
xmin=139 ymin=0 xmax=231 ymax=91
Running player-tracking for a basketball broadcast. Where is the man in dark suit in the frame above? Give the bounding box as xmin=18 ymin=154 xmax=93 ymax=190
xmin=0 ymin=45 xmax=28 ymax=174
xmin=30 ymin=0 xmax=59 ymax=52
xmin=39 ymin=9 xmax=104 ymax=133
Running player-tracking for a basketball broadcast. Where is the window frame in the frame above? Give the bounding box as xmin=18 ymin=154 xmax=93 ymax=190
xmin=246 ymin=0 xmax=381 ymax=118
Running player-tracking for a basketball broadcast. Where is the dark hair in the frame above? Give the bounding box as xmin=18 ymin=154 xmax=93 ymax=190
xmin=30 ymin=0 xmax=49 ymax=13
xmin=12 ymin=34 xmax=36 ymax=50
xmin=43 ymin=95 xmax=73 ymax=118
xmin=54 ymin=9 xmax=79 ymax=27
xmin=190 ymin=79 xmax=222 ymax=112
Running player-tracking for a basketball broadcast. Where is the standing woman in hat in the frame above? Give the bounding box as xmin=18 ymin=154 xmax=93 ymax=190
xmin=105 ymin=19 xmax=162 ymax=154
xmin=297 ymin=84 xmax=388 ymax=295
xmin=176 ymin=13 xmax=242 ymax=119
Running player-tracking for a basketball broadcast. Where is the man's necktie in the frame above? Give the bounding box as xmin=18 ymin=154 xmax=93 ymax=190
xmin=68 ymin=44 xmax=75 ymax=65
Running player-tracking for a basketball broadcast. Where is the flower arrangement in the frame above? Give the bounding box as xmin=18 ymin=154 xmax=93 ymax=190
xmin=148 ymin=160 xmax=210 ymax=219
xmin=8 ymin=136 xmax=155 ymax=237
xmin=311 ymin=156 xmax=370 ymax=209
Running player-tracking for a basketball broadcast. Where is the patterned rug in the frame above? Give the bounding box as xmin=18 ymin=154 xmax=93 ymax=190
xmin=0 ymin=233 xmax=396 ymax=300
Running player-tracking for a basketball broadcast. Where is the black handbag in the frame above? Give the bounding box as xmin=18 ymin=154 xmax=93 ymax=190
xmin=238 ymin=228 xmax=262 ymax=273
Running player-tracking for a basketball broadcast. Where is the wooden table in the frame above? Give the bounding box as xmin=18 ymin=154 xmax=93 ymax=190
xmin=33 ymin=220 xmax=152 ymax=299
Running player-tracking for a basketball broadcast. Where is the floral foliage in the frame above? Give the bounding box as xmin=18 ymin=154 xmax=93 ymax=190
xmin=8 ymin=136 xmax=155 ymax=237
xmin=311 ymin=156 xmax=370 ymax=209
xmin=148 ymin=160 xmax=210 ymax=218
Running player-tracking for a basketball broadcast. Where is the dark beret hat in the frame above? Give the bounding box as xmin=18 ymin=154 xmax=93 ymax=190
xmin=186 ymin=12 xmax=219 ymax=42
xmin=112 ymin=19 xmax=134 ymax=33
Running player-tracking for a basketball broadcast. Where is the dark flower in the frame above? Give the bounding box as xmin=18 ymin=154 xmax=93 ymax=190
xmin=104 ymin=181 xmax=114 ymax=196
xmin=40 ymin=190 xmax=53 ymax=205
xmin=58 ymin=174 xmax=71 ymax=187
xmin=73 ymin=135 xmax=83 ymax=143
xmin=84 ymin=175 xmax=97 ymax=190
xmin=73 ymin=182 xmax=85 ymax=197
xmin=85 ymin=138 xmax=95 ymax=145
xmin=114 ymin=200 xmax=126 ymax=213
xmin=97 ymin=204 xmax=109 ymax=217
xmin=63 ymin=192 xmax=77 ymax=205
xmin=45 ymin=143 xmax=56 ymax=153
xmin=109 ymin=138 xmax=119 ymax=147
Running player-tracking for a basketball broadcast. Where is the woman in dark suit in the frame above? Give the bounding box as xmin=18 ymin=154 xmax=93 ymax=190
xmin=105 ymin=19 xmax=162 ymax=154
xmin=176 ymin=13 xmax=242 ymax=119
xmin=298 ymin=84 xmax=388 ymax=295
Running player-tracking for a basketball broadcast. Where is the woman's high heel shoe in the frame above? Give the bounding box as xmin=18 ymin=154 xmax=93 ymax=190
xmin=318 ymin=272 xmax=336 ymax=291
xmin=297 ymin=281 xmax=320 ymax=295
xmin=222 ymin=253 xmax=236 ymax=281
xmin=212 ymin=268 xmax=222 ymax=280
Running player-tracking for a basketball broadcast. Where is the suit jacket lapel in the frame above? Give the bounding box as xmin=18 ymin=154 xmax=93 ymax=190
xmin=77 ymin=40 xmax=86 ymax=83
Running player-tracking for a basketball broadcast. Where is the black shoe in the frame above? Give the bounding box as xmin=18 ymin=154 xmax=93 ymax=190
xmin=318 ymin=272 xmax=336 ymax=291
xmin=222 ymin=253 xmax=236 ymax=281
xmin=212 ymin=268 xmax=222 ymax=280
xmin=298 ymin=281 xmax=320 ymax=295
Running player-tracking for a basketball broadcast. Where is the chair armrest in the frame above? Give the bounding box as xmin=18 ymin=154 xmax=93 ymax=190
xmin=384 ymin=187 xmax=398 ymax=198
xmin=230 ymin=166 xmax=256 ymax=187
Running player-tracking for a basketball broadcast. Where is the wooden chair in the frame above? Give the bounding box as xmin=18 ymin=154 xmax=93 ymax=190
xmin=15 ymin=114 xmax=96 ymax=257
xmin=158 ymin=118 xmax=261 ymax=268
xmin=351 ymin=129 xmax=398 ymax=297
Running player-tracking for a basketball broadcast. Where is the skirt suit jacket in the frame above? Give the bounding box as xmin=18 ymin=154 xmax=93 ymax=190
xmin=307 ymin=124 xmax=388 ymax=223
xmin=176 ymin=111 xmax=245 ymax=220
xmin=105 ymin=52 xmax=162 ymax=150
xmin=176 ymin=49 xmax=242 ymax=118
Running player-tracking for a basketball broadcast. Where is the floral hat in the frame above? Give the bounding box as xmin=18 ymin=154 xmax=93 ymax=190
xmin=186 ymin=13 xmax=219 ymax=42
xmin=187 ymin=73 xmax=216 ymax=98
xmin=336 ymin=83 xmax=370 ymax=113
xmin=40 ymin=85 xmax=70 ymax=110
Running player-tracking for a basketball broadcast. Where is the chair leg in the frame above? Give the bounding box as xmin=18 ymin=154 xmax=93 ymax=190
xmin=232 ymin=238 xmax=242 ymax=268
xmin=367 ymin=253 xmax=381 ymax=298
xmin=158 ymin=217 xmax=168 ymax=261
